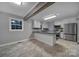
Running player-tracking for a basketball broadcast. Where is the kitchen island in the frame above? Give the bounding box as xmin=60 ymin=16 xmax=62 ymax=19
xmin=32 ymin=31 xmax=56 ymax=46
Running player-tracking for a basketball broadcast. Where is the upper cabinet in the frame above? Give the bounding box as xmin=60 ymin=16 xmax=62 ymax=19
xmin=42 ymin=22 xmax=48 ymax=29
xmin=32 ymin=20 xmax=41 ymax=29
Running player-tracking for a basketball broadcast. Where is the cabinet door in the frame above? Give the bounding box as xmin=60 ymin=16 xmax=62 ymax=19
xmin=33 ymin=20 xmax=41 ymax=28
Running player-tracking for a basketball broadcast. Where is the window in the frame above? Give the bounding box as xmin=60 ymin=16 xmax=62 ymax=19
xmin=9 ymin=18 xmax=23 ymax=31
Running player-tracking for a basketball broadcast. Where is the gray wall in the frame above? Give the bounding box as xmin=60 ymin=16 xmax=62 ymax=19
xmin=0 ymin=12 xmax=32 ymax=45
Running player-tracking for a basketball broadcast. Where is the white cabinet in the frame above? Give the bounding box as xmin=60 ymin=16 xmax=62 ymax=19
xmin=42 ymin=22 xmax=48 ymax=28
xmin=34 ymin=33 xmax=56 ymax=46
xmin=33 ymin=20 xmax=41 ymax=28
xmin=48 ymin=22 xmax=55 ymax=32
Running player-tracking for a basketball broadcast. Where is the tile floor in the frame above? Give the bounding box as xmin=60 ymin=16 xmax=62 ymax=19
xmin=0 ymin=39 xmax=78 ymax=57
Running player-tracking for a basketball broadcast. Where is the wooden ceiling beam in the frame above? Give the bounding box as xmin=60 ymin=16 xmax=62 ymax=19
xmin=23 ymin=2 xmax=55 ymax=21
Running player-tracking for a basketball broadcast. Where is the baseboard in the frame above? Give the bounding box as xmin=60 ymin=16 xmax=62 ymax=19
xmin=0 ymin=39 xmax=28 ymax=47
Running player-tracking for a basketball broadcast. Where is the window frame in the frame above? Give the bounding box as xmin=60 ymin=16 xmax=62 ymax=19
xmin=9 ymin=17 xmax=24 ymax=31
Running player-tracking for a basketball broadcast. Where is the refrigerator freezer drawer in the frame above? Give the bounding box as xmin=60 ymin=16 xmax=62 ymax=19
xmin=64 ymin=34 xmax=76 ymax=42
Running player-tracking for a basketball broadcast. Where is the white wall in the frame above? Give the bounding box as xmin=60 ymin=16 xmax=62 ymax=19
xmin=0 ymin=12 xmax=32 ymax=45
xmin=55 ymin=17 xmax=77 ymax=27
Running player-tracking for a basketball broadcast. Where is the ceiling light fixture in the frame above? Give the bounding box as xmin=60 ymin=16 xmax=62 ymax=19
xmin=44 ymin=15 xmax=56 ymax=20
xmin=13 ymin=2 xmax=22 ymax=5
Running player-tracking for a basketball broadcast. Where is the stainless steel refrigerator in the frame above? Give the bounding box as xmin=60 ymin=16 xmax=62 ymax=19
xmin=64 ymin=23 xmax=77 ymax=42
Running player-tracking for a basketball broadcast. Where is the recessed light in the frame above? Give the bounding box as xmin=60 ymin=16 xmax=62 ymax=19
xmin=44 ymin=15 xmax=56 ymax=20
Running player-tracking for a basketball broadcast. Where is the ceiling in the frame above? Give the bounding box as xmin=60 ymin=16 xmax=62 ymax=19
xmin=31 ymin=2 xmax=79 ymax=22
xmin=0 ymin=2 xmax=37 ymax=17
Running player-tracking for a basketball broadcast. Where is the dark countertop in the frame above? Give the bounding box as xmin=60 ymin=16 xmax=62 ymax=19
xmin=32 ymin=31 xmax=56 ymax=34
